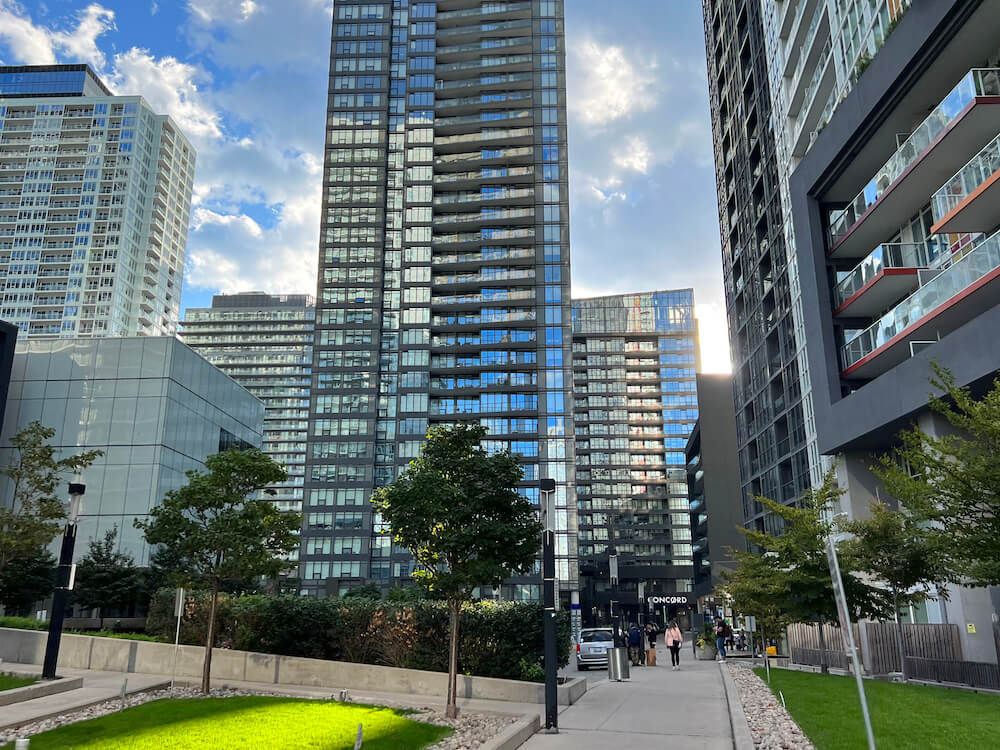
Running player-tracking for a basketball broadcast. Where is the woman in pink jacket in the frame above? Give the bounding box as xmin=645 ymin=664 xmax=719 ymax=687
xmin=664 ymin=620 xmax=684 ymax=670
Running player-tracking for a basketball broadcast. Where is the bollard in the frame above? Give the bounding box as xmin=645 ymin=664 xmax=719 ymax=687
xmin=354 ymin=723 xmax=363 ymax=750
xmin=15 ymin=739 xmax=30 ymax=750
xmin=119 ymin=679 xmax=128 ymax=711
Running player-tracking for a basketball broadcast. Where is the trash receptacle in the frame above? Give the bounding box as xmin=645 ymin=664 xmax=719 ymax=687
xmin=607 ymin=647 xmax=630 ymax=681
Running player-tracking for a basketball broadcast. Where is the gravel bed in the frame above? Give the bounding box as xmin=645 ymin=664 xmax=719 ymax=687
xmin=0 ymin=686 xmax=517 ymax=749
xmin=728 ymin=663 xmax=815 ymax=750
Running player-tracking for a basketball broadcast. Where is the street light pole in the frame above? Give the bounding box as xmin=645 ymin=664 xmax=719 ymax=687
xmin=539 ymin=478 xmax=558 ymax=733
xmin=42 ymin=480 xmax=85 ymax=680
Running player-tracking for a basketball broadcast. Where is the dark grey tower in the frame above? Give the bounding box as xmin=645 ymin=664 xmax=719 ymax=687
xmin=305 ymin=0 xmax=575 ymax=599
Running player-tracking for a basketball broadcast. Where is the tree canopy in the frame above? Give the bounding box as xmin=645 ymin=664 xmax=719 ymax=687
xmin=74 ymin=526 xmax=144 ymax=617
xmin=0 ymin=421 xmax=101 ymax=582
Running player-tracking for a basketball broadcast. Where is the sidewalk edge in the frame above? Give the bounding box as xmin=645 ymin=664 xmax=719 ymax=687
xmin=480 ymin=713 xmax=540 ymax=750
xmin=719 ymin=663 xmax=755 ymax=750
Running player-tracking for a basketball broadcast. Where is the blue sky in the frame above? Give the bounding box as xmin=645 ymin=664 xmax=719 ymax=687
xmin=0 ymin=0 xmax=729 ymax=371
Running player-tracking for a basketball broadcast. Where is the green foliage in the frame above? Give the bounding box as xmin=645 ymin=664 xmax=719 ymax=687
xmin=342 ymin=583 xmax=382 ymax=600
xmin=0 ymin=696 xmax=452 ymax=750
xmin=372 ymin=424 xmax=542 ymax=601
xmin=0 ymin=546 xmax=54 ymax=615
xmin=518 ymin=657 xmax=545 ymax=683
xmin=839 ymin=502 xmax=948 ymax=612
xmin=0 ymin=615 xmax=47 ymax=630
xmin=135 ymin=448 xmax=299 ymax=692
xmin=0 ymin=421 xmax=101 ymax=581
xmin=372 ymin=423 xmax=543 ymax=714
xmin=74 ymin=527 xmax=144 ymax=617
xmin=875 ymin=364 xmax=1000 ymax=586
xmin=145 ymin=590 xmax=571 ymax=681
xmin=384 ymin=585 xmax=428 ymax=603
xmin=135 ymin=449 xmax=299 ymax=590
xmin=755 ymin=667 xmax=1000 ymax=750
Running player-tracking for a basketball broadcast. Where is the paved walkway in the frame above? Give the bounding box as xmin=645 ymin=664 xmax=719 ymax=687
xmin=0 ymin=664 xmax=169 ymax=731
xmin=524 ymin=649 xmax=736 ymax=749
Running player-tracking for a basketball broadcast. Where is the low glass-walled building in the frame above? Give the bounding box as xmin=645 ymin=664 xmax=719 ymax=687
xmin=571 ymin=290 xmax=699 ymax=628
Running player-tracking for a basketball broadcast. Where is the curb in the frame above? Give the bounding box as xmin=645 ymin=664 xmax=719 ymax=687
xmin=0 ymin=679 xmax=170 ymax=732
xmin=0 ymin=676 xmax=83 ymax=708
xmin=719 ymin=662 xmax=755 ymax=750
xmin=480 ymin=714 xmax=540 ymax=750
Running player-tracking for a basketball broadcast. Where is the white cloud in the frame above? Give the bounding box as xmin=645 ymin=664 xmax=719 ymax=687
xmin=108 ymin=49 xmax=222 ymax=141
xmin=0 ymin=1 xmax=115 ymax=69
xmin=568 ymin=38 xmax=660 ymax=128
xmin=614 ymin=135 xmax=652 ymax=173
xmin=150 ymin=2 xmax=159 ymax=16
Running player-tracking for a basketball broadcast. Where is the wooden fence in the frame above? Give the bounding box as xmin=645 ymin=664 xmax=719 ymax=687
xmin=788 ymin=621 xmax=967 ymax=677
xmin=905 ymin=656 xmax=1000 ymax=690
xmin=861 ymin=621 xmax=961 ymax=674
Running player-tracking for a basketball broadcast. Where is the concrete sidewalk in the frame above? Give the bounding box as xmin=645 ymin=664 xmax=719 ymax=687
xmin=523 ymin=653 xmax=737 ymax=749
xmin=0 ymin=664 xmax=168 ymax=731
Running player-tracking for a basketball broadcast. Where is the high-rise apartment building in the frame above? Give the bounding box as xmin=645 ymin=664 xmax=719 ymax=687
xmin=180 ymin=292 xmax=316 ymax=514
xmin=304 ymin=1 xmax=574 ymax=599
xmin=0 ymin=65 xmax=195 ymax=338
xmin=571 ymin=291 xmax=699 ymax=628
xmin=701 ymin=1 xmax=907 ymax=530
xmin=788 ymin=0 xmax=1000 ymax=662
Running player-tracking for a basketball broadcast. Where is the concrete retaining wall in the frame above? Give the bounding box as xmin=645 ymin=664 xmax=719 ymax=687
xmin=0 ymin=628 xmax=585 ymax=705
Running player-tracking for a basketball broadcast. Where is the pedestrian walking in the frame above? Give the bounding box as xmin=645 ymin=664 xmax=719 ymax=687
xmin=715 ymin=617 xmax=731 ymax=661
xmin=627 ymin=623 xmax=643 ymax=666
xmin=645 ymin=622 xmax=659 ymax=666
xmin=664 ymin=620 xmax=684 ymax=670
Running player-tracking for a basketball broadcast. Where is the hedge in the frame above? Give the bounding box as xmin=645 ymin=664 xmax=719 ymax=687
xmin=146 ymin=590 xmax=570 ymax=681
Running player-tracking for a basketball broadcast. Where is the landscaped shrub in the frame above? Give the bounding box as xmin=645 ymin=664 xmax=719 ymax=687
xmin=0 ymin=615 xmax=47 ymax=631
xmin=145 ymin=590 xmax=571 ymax=681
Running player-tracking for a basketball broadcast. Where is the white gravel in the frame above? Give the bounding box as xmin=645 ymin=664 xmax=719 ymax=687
xmin=0 ymin=686 xmax=517 ymax=749
xmin=728 ymin=663 xmax=815 ymax=750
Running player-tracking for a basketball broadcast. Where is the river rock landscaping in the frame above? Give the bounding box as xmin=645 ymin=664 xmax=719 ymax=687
xmin=728 ymin=663 xmax=815 ymax=750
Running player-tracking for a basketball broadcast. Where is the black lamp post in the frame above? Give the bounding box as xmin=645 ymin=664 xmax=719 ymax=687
xmin=42 ymin=480 xmax=85 ymax=680
xmin=539 ymin=477 xmax=558 ymax=733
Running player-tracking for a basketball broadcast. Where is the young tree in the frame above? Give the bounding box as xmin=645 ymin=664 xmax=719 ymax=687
xmin=372 ymin=424 xmax=542 ymax=718
xmin=74 ymin=527 xmax=144 ymax=619
xmin=839 ymin=503 xmax=948 ymax=679
xmin=718 ymin=547 xmax=791 ymax=651
xmin=876 ymin=364 xmax=1000 ymax=587
xmin=134 ymin=448 xmax=299 ymax=693
xmin=0 ymin=546 xmax=54 ymax=615
xmin=742 ymin=469 xmax=887 ymax=672
xmin=0 ymin=421 xmax=102 ymax=581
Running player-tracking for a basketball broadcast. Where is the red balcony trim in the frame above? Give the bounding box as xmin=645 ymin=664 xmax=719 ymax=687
xmin=929 ymin=165 xmax=1000 ymax=234
xmin=840 ymin=264 xmax=1000 ymax=377
xmin=834 ymin=268 xmax=919 ymax=315
xmin=828 ymin=96 xmax=1000 ymax=257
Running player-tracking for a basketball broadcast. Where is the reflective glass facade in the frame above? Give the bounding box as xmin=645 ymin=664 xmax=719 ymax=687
xmin=181 ymin=293 xmax=316 ymax=516
xmin=305 ymin=0 xmax=575 ymax=598
xmin=0 ymin=66 xmax=195 ymax=339
xmin=571 ymin=290 xmax=699 ymax=626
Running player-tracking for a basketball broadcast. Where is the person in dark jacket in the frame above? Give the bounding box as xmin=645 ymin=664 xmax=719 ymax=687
xmin=627 ymin=624 xmax=643 ymax=666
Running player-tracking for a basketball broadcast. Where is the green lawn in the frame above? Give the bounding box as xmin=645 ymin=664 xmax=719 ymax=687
xmin=755 ymin=667 xmax=1000 ymax=749
xmin=0 ymin=674 xmax=36 ymax=691
xmin=0 ymin=696 xmax=452 ymax=750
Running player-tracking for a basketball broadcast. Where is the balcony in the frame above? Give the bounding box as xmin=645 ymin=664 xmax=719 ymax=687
xmin=834 ymin=241 xmax=940 ymax=317
xmin=434 ymin=147 xmax=533 ymax=171
xmin=841 ymin=228 xmax=1000 ymax=379
xmin=434 ymin=71 xmax=532 ymax=93
xmin=436 ymin=36 xmax=532 ymax=63
xmin=434 ymin=90 xmax=532 ymax=112
xmin=930 ymin=130 xmax=1000 ymax=234
xmin=435 ymin=2 xmax=531 ymax=27
xmin=828 ymin=69 xmax=1000 ymax=259
xmin=435 ymin=55 xmax=533 ymax=80
xmin=434 ymin=126 xmax=533 ymax=152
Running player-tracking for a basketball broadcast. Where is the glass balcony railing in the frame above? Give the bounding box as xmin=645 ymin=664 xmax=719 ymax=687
xmin=434 ymin=72 xmax=533 ymax=92
xmin=434 ymin=187 xmax=534 ymax=204
xmin=434 ymin=207 xmax=534 ymax=225
xmin=436 ymin=18 xmax=532 ymax=40
xmin=841 ymin=228 xmax=1000 ymax=369
xmin=432 ymin=227 xmax=534 ymax=245
xmin=829 ymin=68 xmax=1000 ymax=243
xmin=435 ymin=55 xmax=532 ymax=76
xmin=435 ymin=147 xmax=532 ymax=165
xmin=436 ymin=2 xmax=532 ymax=23
xmin=435 ymin=109 xmax=532 ymax=128
xmin=435 ymin=127 xmax=532 ymax=147
xmin=834 ymin=241 xmax=939 ymax=306
xmin=932 ymin=130 xmax=1000 ymax=221
xmin=432 ymin=247 xmax=535 ymax=264
xmin=434 ymin=90 xmax=532 ymax=110
xmin=435 ymin=37 xmax=532 ymax=59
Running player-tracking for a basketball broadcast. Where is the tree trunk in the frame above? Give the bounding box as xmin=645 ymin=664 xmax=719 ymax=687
xmin=893 ymin=589 xmax=907 ymax=681
xmin=202 ymin=580 xmax=219 ymax=694
xmin=816 ymin=620 xmax=829 ymax=674
xmin=446 ymin=599 xmax=461 ymax=719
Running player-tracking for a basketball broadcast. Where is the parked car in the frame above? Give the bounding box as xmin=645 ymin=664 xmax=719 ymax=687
xmin=576 ymin=627 xmax=614 ymax=670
